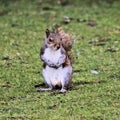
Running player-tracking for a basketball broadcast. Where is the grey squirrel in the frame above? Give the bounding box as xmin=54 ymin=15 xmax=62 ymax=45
xmin=37 ymin=28 xmax=73 ymax=93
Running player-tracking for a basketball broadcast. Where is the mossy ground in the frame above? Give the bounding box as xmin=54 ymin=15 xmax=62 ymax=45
xmin=0 ymin=0 xmax=120 ymax=119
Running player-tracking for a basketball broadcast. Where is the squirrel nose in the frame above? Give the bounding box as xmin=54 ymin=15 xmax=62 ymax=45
xmin=55 ymin=43 xmax=60 ymax=49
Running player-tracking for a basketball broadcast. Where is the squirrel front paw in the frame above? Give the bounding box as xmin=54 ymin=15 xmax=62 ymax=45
xmin=46 ymin=60 xmax=57 ymax=68
xmin=49 ymin=64 xmax=59 ymax=69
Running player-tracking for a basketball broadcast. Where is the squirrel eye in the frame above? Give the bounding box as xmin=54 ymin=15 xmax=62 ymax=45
xmin=49 ymin=38 xmax=53 ymax=42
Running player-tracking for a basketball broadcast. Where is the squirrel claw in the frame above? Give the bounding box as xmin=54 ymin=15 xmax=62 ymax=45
xmin=59 ymin=89 xmax=67 ymax=94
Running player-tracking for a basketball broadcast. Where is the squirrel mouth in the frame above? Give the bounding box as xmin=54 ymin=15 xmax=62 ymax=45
xmin=55 ymin=45 xmax=60 ymax=50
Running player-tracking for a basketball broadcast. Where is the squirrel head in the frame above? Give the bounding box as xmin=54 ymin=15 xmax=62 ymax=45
xmin=45 ymin=29 xmax=62 ymax=50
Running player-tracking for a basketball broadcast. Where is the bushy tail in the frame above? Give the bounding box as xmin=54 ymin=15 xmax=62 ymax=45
xmin=56 ymin=27 xmax=75 ymax=64
xmin=56 ymin=27 xmax=74 ymax=51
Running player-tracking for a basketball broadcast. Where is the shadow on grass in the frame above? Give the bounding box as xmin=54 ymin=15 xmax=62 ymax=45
xmin=34 ymin=79 xmax=106 ymax=91
xmin=34 ymin=80 xmax=106 ymax=96
xmin=70 ymin=80 xmax=106 ymax=90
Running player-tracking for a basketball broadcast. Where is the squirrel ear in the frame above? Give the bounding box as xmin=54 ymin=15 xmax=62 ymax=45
xmin=46 ymin=29 xmax=50 ymax=38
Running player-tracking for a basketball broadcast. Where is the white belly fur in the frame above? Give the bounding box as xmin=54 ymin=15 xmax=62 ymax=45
xmin=43 ymin=48 xmax=62 ymax=64
xmin=42 ymin=65 xmax=72 ymax=87
xmin=43 ymin=66 xmax=63 ymax=86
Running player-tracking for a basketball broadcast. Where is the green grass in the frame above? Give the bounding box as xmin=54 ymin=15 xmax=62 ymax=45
xmin=0 ymin=0 xmax=120 ymax=119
